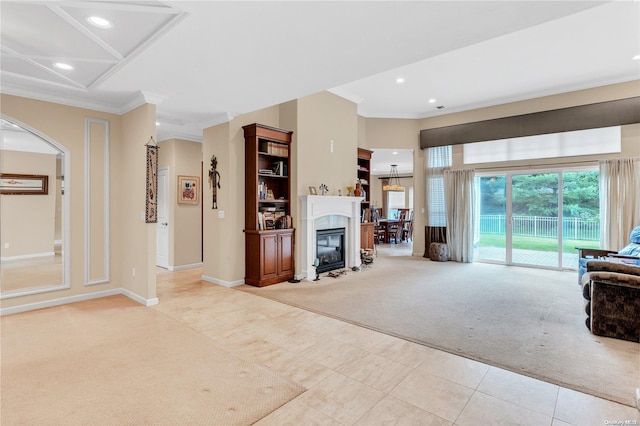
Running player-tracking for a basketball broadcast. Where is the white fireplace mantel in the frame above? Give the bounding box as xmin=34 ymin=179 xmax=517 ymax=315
xmin=299 ymin=195 xmax=363 ymax=281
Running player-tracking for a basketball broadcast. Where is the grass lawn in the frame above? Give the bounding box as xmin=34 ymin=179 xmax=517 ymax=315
xmin=479 ymin=233 xmax=600 ymax=253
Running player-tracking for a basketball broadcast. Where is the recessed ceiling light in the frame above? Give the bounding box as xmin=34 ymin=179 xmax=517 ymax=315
xmin=392 ymin=151 xmax=398 ymax=155
xmin=53 ymin=62 xmax=74 ymax=71
xmin=156 ymin=122 xmax=160 ymax=126
xmin=428 ymin=98 xmax=437 ymax=103
xmin=633 ymin=54 xmax=640 ymax=61
xmin=87 ymin=16 xmax=112 ymax=29
xmin=396 ymin=78 xmax=405 ymax=84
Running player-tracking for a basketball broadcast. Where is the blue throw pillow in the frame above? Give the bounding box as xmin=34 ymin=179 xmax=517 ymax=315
xmin=630 ymin=226 xmax=640 ymax=244
xmin=618 ymin=242 xmax=640 ymax=257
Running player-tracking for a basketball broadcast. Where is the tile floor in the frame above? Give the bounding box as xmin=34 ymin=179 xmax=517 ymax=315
xmin=155 ymin=268 xmax=640 ymax=426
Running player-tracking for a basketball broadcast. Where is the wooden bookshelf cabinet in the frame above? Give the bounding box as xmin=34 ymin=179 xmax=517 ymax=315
xmin=357 ymin=148 xmax=372 ymax=214
xmin=358 ymin=148 xmax=374 ymax=250
xmin=243 ymin=123 xmax=295 ymax=287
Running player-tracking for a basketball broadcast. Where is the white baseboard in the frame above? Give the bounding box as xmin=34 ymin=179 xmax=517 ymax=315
xmin=1 ymin=251 xmax=55 ymax=262
xmin=0 ymin=288 xmax=158 ymax=316
xmin=168 ymin=262 xmax=203 ymax=271
xmin=201 ymin=274 xmax=244 ymax=288
xmin=120 ymin=288 xmax=158 ymax=306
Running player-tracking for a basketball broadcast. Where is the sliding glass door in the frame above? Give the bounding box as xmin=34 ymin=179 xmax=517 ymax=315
xmin=511 ymin=173 xmax=559 ymax=267
xmin=475 ymin=168 xmax=599 ymax=269
xmin=476 ymin=175 xmax=507 ymax=262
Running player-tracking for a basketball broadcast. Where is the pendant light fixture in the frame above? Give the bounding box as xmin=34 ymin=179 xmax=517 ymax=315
xmin=383 ymin=164 xmax=404 ymax=191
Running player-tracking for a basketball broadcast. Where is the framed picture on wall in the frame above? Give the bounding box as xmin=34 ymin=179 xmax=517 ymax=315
xmin=178 ymin=175 xmax=200 ymax=205
xmin=0 ymin=173 xmax=48 ymax=195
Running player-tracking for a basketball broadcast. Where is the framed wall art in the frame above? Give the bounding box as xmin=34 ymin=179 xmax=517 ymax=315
xmin=0 ymin=173 xmax=49 ymax=195
xmin=178 ymin=175 xmax=200 ymax=204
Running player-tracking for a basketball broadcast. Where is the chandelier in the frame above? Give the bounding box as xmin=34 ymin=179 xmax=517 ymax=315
xmin=383 ymin=164 xmax=404 ymax=191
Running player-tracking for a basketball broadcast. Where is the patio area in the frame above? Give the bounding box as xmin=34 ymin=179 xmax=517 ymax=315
xmin=475 ymin=246 xmax=580 ymax=269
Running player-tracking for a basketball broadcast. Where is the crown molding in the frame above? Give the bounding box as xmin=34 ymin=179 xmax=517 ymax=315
xmin=157 ymin=130 xmax=203 ymax=143
xmin=120 ymin=91 xmax=165 ymax=114
xmin=198 ymin=112 xmax=238 ymax=130
xmin=1 ymin=85 xmax=123 ymax=114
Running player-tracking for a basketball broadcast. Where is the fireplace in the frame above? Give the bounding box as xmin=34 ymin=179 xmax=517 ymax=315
xmin=299 ymin=195 xmax=362 ymax=282
xmin=316 ymin=228 xmax=345 ymax=273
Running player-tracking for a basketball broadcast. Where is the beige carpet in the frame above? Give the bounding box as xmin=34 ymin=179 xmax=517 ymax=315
xmin=1 ymin=295 xmax=304 ymax=425
xmin=240 ymin=249 xmax=640 ymax=407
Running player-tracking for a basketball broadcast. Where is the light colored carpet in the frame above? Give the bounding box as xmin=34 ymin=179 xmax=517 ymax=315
xmin=0 ymin=295 xmax=305 ymax=425
xmin=239 ymin=248 xmax=640 ymax=407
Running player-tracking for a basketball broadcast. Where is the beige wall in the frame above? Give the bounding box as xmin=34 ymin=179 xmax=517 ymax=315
xmin=294 ymin=91 xmax=360 ymax=277
xmin=202 ymin=106 xmax=280 ymax=284
xmin=1 ymin=151 xmax=56 ymax=258
xmin=1 ymin=94 xmax=158 ymax=310
xmin=419 ymin=80 xmax=640 ymax=170
xmin=361 ymin=118 xmax=425 ymax=255
xmin=1 ymin=95 xmax=120 ymax=308
xmin=119 ymin=104 xmax=157 ymax=300
xmin=202 ymin=91 xmax=360 ymax=282
xmin=296 ymin=91 xmax=359 ymax=196
xmin=2 ymin=81 xmax=637 ymax=308
xmin=158 ymin=138 xmax=203 ymax=268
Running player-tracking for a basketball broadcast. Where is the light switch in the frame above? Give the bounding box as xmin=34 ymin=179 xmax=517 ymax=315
xmin=218 ymin=210 xmax=224 ymax=218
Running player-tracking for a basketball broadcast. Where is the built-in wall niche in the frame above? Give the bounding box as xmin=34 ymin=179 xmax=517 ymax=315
xmin=85 ymin=118 xmax=110 ymax=285
xmin=0 ymin=116 xmax=71 ymax=298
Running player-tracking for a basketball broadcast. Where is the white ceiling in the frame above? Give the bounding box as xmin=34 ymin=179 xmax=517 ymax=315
xmin=1 ymin=1 xmax=638 ymax=145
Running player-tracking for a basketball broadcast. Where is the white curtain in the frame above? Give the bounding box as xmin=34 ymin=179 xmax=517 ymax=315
xmin=444 ymin=169 xmax=476 ymax=262
xmin=599 ymin=158 xmax=640 ymax=249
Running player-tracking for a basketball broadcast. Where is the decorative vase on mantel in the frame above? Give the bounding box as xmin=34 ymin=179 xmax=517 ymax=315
xmin=354 ymin=182 xmax=362 ymax=197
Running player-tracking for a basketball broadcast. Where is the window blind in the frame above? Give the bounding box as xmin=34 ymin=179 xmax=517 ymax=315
xmin=426 ymin=145 xmax=452 ymax=226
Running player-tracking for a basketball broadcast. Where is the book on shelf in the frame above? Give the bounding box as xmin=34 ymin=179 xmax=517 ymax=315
xmin=258 ymin=182 xmax=267 ymax=200
xmin=259 ymin=169 xmax=274 ymax=175
xmin=257 ymin=212 xmax=264 ymax=230
xmin=272 ymin=160 xmax=284 ymax=176
xmin=258 ymin=212 xmax=292 ymax=230
xmin=259 ymin=141 xmax=289 ymax=157
xmin=275 ymin=214 xmax=293 ymax=229
xmin=263 ymin=212 xmax=276 ymax=229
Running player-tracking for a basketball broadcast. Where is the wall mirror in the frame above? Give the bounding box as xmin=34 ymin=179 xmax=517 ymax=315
xmin=0 ymin=117 xmax=70 ymax=298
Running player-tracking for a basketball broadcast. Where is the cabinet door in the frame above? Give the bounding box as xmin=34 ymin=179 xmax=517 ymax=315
xmin=278 ymin=231 xmax=294 ymax=275
xmin=261 ymin=233 xmax=279 ymax=280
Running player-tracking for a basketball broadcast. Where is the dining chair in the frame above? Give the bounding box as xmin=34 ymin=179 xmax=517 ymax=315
xmin=402 ymin=210 xmax=414 ymax=242
xmin=397 ymin=208 xmax=409 ymax=221
xmin=389 ymin=218 xmax=405 ymax=244
xmin=372 ymin=210 xmax=386 ymax=245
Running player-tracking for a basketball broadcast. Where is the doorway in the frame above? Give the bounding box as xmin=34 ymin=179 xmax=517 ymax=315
xmin=156 ymin=167 xmax=169 ymax=268
xmin=475 ymin=168 xmax=599 ymax=269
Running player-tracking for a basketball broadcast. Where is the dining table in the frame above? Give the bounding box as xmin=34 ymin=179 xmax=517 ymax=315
xmin=377 ymin=218 xmax=400 ymax=244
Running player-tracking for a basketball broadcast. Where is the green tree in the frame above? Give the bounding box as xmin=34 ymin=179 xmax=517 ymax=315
xmin=479 ymin=172 xmax=599 ymax=219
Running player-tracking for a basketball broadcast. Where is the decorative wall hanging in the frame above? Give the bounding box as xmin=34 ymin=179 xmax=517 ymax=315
xmin=177 ymin=175 xmax=200 ymax=205
xmin=208 ymin=154 xmax=221 ymax=209
xmin=0 ymin=173 xmax=48 ymax=195
xmin=145 ymin=137 xmax=158 ymax=223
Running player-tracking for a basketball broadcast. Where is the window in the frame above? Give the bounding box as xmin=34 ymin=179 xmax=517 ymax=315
xmin=463 ymin=126 xmax=621 ymax=164
xmin=426 ymin=145 xmax=451 ymax=226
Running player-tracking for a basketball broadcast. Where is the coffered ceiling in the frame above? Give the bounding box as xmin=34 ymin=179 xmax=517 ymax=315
xmin=1 ymin=1 xmax=638 ymax=142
